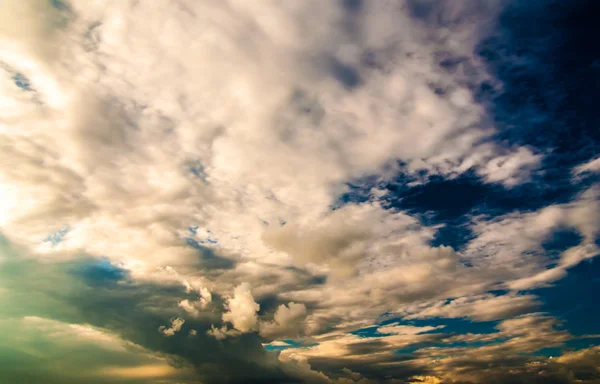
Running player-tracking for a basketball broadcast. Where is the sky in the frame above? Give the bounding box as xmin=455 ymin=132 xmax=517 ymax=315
xmin=0 ymin=0 xmax=599 ymax=383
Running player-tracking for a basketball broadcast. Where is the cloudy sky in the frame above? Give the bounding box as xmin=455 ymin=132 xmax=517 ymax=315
xmin=1 ymin=0 xmax=599 ymax=383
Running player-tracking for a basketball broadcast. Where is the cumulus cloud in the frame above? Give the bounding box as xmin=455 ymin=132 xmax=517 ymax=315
xmin=260 ymin=302 xmax=307 ymax=339
xmin=206 ymin=324 xmax=239 ymax=341
xmin=221 ymin=282 xmax=260 ymax=333
xmin=177 ymin=285 xmax=212 ymax=316
xmin=158 ymin=318 xmax=185 ymax=337
xmin=1 ymin=0 xmax=598 ymax=382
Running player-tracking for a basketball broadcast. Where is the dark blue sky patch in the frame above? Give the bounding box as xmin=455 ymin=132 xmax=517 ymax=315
xmin=12 ymin=73 xmax=32 ymax=91
xmin=381 ymin=167 xmax=592 ymax=251
xmin=330 ymin=58 xmax=361 ymax=90
xmin=536 ymin=347 xmax=564 ymax=358
xmin=72 ymin=258 xmax=129 ymax=287
xmin=341 ymin=0 xmax=363 ymax=13
xmin=404 ymin=0 xmax=434 ymax=21
xmin=531 ymin=258 xmax=600 ymax=336
xmin=187 ymin=160 xmax=208 ymax=183
xmin=333 ymin=156 xmax=590 ymax=253
xmin=189 ymin=165 xmax=207 ymax=181
xmin=352 ymin=317 xmax=499 ymax=339
xmin=476 ymin=0 xmax=600 ymax=170
xmin=399 ymin=317 xmax=499 ymax=336
xmin=332 ymin=177 xmax=380 ymax=209
xmin=185 ymin=238 xmax=235 ymax=270
xmin=42 ymin=227 xmax=69 ymax=246
xmin=389 ymin=173 xmax=489 ymax=222
xmin=541 ymin=227 xmax=584 ymax=258
xmin=353 ymin=317 xmax=505 ymax=357
xmin=382 ymin=170 xmax=584 ymax=222
xmin=50 ymin=0 xmax=70 ymax=11
xmin=351 ymin=326 xmax=383 ymax=339
xmin=430 ymin=220 xmax=476 ymax=251
xmin=263 ymin=339 xmax=317 ymax=351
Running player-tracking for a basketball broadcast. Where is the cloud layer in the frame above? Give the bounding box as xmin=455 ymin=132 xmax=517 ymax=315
xmin=0 ymin=0 xmax=599 ymax=383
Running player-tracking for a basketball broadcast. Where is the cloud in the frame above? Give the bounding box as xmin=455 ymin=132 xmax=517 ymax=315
xmin=221 ymin=282 xmax=260 ymax=333
xmin=158 ymin=317 xmax=185 ymax=337
xmin=0 ymin=316 xmax=195 ymax=384
xmin=399 ymin=294 xmax=540 ymax=322
xmin=0 ymin=0 xmax=599 ymax=383
xmin=465 ymin=186 xmax=600 ymax=289
xmin=260 ymin=302 xmax=308 ymax=339
xmin=178 ymin=286 xmax=212 ymax=316
xmin=206 ymin=324 xmax=239 ymax=340
xmin=376 ymin=324 xmax=445 ymax=335
xmin=574 ymin=156 xmax=600 ymax=175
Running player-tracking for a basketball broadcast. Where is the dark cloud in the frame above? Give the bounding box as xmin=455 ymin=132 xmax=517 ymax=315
xmin=330 ymin=58 xmax=362 ymax=90
xmin=71 ymin=258 xmax=130 ymax=287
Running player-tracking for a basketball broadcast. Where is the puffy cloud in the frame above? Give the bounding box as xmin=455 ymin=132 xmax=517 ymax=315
xmin=0 ymin=0 xmax=534 ymax=275
xmin=221 ymin=282 xmax=260 ymax=333
xmin=477 ymin=146 xmax=541 ymax=187
xmin=158 ymin=318 xmax=185 ymax=337
xmin=178 ymin=286 xmax=212 ymax=316
xmin=262 ymin=202 xmax=428 ymax=277
xmin=206 ymin=324 xmax=239 ymax=340
xmin=260 ymin=302 xmax=307 ymax=339
xmin=1 ymin=0 xmax=598 ymax=382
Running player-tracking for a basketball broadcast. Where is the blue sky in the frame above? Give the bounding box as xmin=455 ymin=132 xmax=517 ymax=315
xmin=0 ymin=0 xmax=599 ymax=383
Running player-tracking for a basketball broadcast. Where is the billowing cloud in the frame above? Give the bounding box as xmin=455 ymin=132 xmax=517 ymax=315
xmin=158 ymin=317 xmax=185 ymax=337
xmin=221 ymin=282 xmax=260 ymax=333
xmin=0 ymin=0 xmax=599 ymax=383
xmin=260 ymin=301 xmax=308 ymax=339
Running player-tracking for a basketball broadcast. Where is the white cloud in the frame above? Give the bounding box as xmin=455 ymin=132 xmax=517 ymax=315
xmin=264 ymin=340 xmax=291 ymax=347
xmin=158 ymin=318 xmax=185 ymax=337
xmin=478 ymin=146 xmax=541 ymax=187
xmin=573 ymin=156 xmax=600 ymax=175
xmin=376 ymin=324 xmax=445 ymax=335
xmin=1 ymin=0 xmax=596 ymax=381
xmin=0 ymin=0 xmax=531 ymax=273
xmin=177 ymin=285 xmax=212 ymax=316
xmin=206 ymin=324 xmax=240 ymax=340
xmin=221 ymin=282 xmax=260 ymax=333
xmin=399 ymin=294 xmax=540 ymax=322
xmin=465 ymin=187 xmax=600 ymax=289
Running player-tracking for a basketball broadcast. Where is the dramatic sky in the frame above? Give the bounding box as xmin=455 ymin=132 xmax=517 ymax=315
xmin=1 ymin=0 xmax=599 ymax=383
